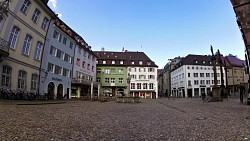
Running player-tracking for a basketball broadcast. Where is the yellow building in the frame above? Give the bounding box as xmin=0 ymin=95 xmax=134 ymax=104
xmin=0 ymin=0 xmax=54 ymax=93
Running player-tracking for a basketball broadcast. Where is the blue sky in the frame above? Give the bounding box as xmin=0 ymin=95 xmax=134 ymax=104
xmin=48 ymin=0 xmax=245 ymax=68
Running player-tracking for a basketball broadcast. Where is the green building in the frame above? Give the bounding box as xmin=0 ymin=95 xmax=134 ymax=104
xmin=96 ymin=66 xmax=127 ymax=97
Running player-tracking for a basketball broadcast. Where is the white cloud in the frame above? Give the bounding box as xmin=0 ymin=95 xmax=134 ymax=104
xmin=49 ymin=0 xmax=57 ymax=9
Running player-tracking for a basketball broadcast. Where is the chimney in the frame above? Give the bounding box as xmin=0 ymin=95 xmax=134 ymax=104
xmin=101 ymin=47 xmax=104 ymax=51
xmin=122 ymin=47 xmax=125 ymax=52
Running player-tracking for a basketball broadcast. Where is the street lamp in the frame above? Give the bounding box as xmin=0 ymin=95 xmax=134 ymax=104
xmin=0 ymin=0 xmax=11 ymax=22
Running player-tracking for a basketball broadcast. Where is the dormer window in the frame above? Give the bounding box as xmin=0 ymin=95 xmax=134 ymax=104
xmin=112 ymin=61 xmax=115 ymax=64
xmin=120 ymin=61 xmax=123 ymax=64
xmin=202 ymin=61 xmax=205 ymax=64
xmin=209 ymin=61 xmax=212 ymax=64
xmin=131 ymin=61 xmax=134 ymax=65
xmin=147 ymin=61 xmax=151 ymax=65
xmin=195 ymin=60 xmax=198 ymax=64
xmin=103 ymin=60 xmax=106 ymax=64
xmin=139 ymin=60 xmax=143 ymax=65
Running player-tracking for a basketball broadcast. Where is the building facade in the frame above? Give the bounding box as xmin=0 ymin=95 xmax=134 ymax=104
xmin=39 ymin=18 xmax=75 ymax=99
xmin=223 ymin=55 xmax=248 ymax=94
xmin=95 ymin=50 xmax=158 ymax=99
xmin=0 ymin=0 xmax=54 ymax=93
xmin=71 ymin=39 xmax=97 ymax=99
xmin=171 ymin=55 xmax=225 ymax=98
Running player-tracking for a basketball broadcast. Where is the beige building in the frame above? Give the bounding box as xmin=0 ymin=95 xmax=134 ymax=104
xmin=0 ymin=0 xmax=54 ymax=92
xmin=223 ymin=55 xmax=248 ymax=94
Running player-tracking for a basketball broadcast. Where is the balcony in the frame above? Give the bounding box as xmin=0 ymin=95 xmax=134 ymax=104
xmin=0 ymin=37 xmax=10 ymax=61
xmin=72 ymin=78 xmax=99 ymax=86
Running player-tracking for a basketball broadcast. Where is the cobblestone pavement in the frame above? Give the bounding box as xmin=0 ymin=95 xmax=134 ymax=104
xmin=0 ymin=96 xmax=249 ymax=141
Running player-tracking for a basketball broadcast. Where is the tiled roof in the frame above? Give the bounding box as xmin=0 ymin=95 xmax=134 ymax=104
xmin=94 ymin=51 xmax=158 ymax=67
xmin=225 ymin=56 xmax=245 ymax=67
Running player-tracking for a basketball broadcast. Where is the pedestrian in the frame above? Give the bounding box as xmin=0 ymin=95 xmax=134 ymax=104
xmin=239 ymin=84 xmax=244 ymax=103
xmin=201 ymin=92 xmax=205 ymax=100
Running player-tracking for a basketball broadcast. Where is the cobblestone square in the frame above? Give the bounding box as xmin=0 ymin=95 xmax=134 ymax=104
xmin=0 ymin=97 xmax=249 ymax=141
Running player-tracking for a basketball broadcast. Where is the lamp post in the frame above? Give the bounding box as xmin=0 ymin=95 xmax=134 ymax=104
xmin=0 ymin=0 xmax=11 ymax=22
xmin=127 ymin=73 xmax=131 ymax=97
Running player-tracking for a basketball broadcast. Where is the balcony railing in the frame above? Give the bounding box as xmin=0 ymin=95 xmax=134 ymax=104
xmin=72 ymin=78 xmax=99 ymax=86
xmin=0 ymin=37 xmax=10 ymax=57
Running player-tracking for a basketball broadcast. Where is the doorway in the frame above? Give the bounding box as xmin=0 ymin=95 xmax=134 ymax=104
xmin=47 ymin=82 xmax=55 ymax=99
xmin=57 ymin=84 xmax=63 ymax=99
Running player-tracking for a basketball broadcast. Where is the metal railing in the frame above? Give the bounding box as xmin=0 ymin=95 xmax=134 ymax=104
xmin=0 ymin=37 xmax=10 ymax=54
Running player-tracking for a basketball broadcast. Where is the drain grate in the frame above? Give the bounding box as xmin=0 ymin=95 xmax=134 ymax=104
xmin=196 ymin=117 xmax=207 ymax=120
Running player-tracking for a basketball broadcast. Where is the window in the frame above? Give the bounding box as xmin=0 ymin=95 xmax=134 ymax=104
xmin=118 ymin=78 xmax=123 ymax=83
xmin=139 ymin=75 xmax=146 ymax=80
xmin=22 ymin=34 xmax=32 ymax=55
xmin=139 ymin=60 xmax=143 ymax=65
xmin=87 ymin=64 xmax=90 ymax=70
xmin=9 ymin=26 xmax=20 ymax=49
xmin=56 ymin=49 xmax=61 ymax=58
xmin=96 ymin=77 xmax=101 ymax=83
xmin=63 ymin=37 xmax=67 ymax=45
xmin=112 ymin=61 xmax=115 ymax=64
xmin=148 ymin=75 xmax=155 ymax=79
xmin=148 ymin=68 xmax=154 ymax=72
xmin=212 ymin=80 xmax=214 ymax=84
xmin=34 ymin=41 xmax=43 ymax=60
xmin=97 ymin=68 xmax=101 ymax=74
xmin=31 ymin=74 xmax=38 ymax=91
xmin=139 ymin=68 xmax=145 ymax=72
xmin=53 ymin=30 xmax=59 ymax=39
xmin=211 ymin=73 xmax=214 ymax=77
xmin=77 ymin=46 xmax=81 ymax=54
xmin=131 ymin=68 xmax=136 ymax=72
xmin=83 ymin=50 xmax=86 ymax=57
xmin=92 ymin=66 xmax=94 ymax=72
xmin=188 ymin=73 xmax=190 ymax=77
xmin=195 ymin=60 xmax=198 ymax=64
xmin=120 ymin=61 xmax=123 ymax=64
xmin=217 ymin=80 xmax=220 ymax=84
xmin=147 ymin=62 xmax=151 ymax=65
xmin=131 ymin=83 xmax=135 ymax=89
xmin=188 ymin=80 xmax=191 ymax=86
xmin=137 ymin=83 xmax=141 ymax=89
xmin=206 ymin=73 xmax=210 ymax=77
xmin=105 ymin=78 xmax=110 ymax=83
xmin=48 ymin=63 xmax=55 ymax=73
xmin=131 ymin=61 xmax=135 ymax=65
xmin=32 ymin=9 xmax=41 ymax=24
xmin=217 ymin=73 xmax=220 ymax=77
xmin=149 ymin=83 xmax=154 ymax=89
xmin=200 ymin=73 xmax=204 ymax=77
xmin=143 ymin=83 xmax=148 ymax=89
xmin=2 ymin=66 xmax=12 ymax=88
xmin=18 ymin=70 xmax=27 ymax=90
xmin=41 ymin=17 xmax=49 ymax=30
xmin=193 ymin=73 xmax=198 ymax=77
xmin=20 ymin=0 xmax=31 ymax=14
xmin=206 ymin=80 xmax=210 ymax=85
xmin=103 ymin=61 xmax=106 ymax=64
xmin=76 ymin=58 xmax=80 ymax=66
xmin=118 ymin=69 xmax=123 ymax=74
xmin=88 ymin=54 xmax=91 ymax=60
xmin=131 ymin=75 xmax=136 ymax=79
xmin=63 ymin=68 xmax=68 ymax=77
xmin=202 ymin=61 xmax=205 ymax=64
xmin=105 ymin=68 xmax=110 ymax=74
xmin=111 ymin=78 xmax=115 ymax=83
xmin=111 ymin=68 xmax=115 ymax=74
xmin=200 ymin=80 xmax=205 ymax=85
xmin=187 ymin=66 xmax=190 ymax=69
xmin=55 ymin=65 xmax=62 ymax=75
xmin=194 ymin=80 xmax=199 ymax=85
xmin=69 ymin=42 xmax=73 ymax=49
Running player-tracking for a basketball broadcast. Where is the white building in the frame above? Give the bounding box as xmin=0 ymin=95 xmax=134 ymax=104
xmin=71 ymin=37 xmax=98 ymax=99
xmin=171 ymin=55 xmax=225 ymax=98
xmin=126 ymin=52 xmax=158 ymax=99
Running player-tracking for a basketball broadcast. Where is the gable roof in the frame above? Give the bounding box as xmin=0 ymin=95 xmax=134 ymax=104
xmin=94 ymin=51 xmax=158 ymax=67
